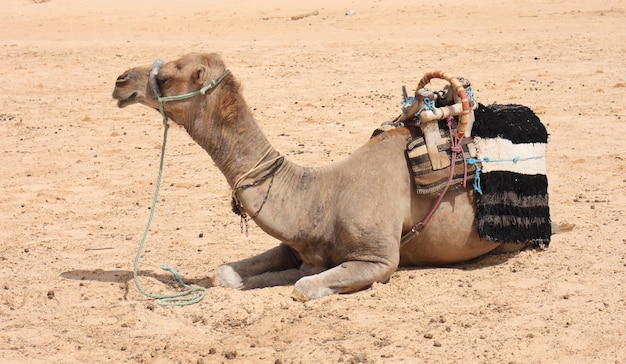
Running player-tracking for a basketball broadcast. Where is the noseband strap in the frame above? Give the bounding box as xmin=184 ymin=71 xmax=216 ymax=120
xmin=149 ymin=59 xmax=164 ymax=99
xmin=157 ymin=69 xmax=231 ymax=103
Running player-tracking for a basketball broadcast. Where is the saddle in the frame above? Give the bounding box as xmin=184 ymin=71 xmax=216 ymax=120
xmin=374 ymin=71 xmax=479 ymax=198
xmin=376 ymin=71 xmax=551 ymax=246
xmin=406 ymin=118 xmax=476 ymax=197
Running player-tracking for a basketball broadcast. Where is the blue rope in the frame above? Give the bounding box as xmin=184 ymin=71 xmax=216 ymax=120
xmin=411 ymin=97 xmax=435 ymax=120
xmin=423 ymin=97 xmax=435 ymax=111
xmin=466 ymin=155 xmax=544 ymax=195
xmin=400 ymin=95 xmax=415 ymax=110
xmin=465 ymin=86 xmax=474 ymax=103
xmin=466 ymin=157 xmax=484 ymax=195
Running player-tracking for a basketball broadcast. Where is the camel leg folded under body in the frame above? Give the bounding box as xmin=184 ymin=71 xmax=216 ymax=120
xmin=291 ymin=260 xmax=396 ymax=301
xmin=215 ymin=243 xmax=304 ymax=289
xmin=215 ymin=243 xmax=396 ymax=301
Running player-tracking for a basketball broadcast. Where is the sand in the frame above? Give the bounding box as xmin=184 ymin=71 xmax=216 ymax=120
xmin=1 ymin=0 xmax=625 ymax=363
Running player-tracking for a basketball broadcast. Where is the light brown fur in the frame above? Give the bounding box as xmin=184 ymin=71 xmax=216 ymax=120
xmin=112 ymin=53 xmax=569 ymax=300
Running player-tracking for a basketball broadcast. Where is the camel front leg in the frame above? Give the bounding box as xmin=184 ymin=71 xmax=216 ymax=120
xmin=291 ymin=260 xmax=397 ymax=301
xmin=215 ymin=243 xmax=301 ymax=289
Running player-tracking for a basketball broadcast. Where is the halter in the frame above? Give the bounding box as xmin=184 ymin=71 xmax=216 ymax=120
xmin=131 ymin=59 xmax=230 ymax=306
xmin=149 ymin=58 xmax=231 ymax=125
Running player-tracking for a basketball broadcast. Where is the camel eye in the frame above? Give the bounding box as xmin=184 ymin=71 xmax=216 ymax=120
xmin=156 ymin=77 xmax=169 ymax=86
xmin=115 ymin=74 xmax=130 ymax=84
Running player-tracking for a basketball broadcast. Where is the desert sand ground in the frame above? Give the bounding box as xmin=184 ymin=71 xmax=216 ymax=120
xmin=1 ymin=0 xmax=625 ymax=363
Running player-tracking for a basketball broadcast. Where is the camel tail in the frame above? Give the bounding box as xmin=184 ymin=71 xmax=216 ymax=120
xmin=552 ymin=222 xmax=575 ymax=235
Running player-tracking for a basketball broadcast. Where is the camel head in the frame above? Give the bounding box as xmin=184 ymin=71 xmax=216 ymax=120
xmin=112 ymin=53 xmax=232 ymax=127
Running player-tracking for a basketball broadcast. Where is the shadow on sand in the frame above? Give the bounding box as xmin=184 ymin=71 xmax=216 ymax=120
xmin=400 ymin=247 xmax=533 ymax=274
xmin=61 ymin=269 xmax=214 ymax=300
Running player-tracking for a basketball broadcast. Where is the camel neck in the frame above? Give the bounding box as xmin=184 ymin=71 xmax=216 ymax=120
xmin=186 ymin=77 xmax=284 ymax=189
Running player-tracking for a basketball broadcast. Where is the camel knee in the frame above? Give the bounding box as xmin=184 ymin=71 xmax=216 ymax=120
xmin=291 ymin=260 xmax=396 ymax=301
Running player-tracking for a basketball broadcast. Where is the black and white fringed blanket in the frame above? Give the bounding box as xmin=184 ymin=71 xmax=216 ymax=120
xmin=471 ymin=103 xmax=551 ymax=247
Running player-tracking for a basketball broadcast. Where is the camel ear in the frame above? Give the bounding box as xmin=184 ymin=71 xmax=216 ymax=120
xmin=194 ymin=65 xmax=208 ymax=85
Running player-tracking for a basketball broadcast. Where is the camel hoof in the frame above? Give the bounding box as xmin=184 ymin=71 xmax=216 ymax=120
xmin=215 ymin=264 xmax=243 ymax=289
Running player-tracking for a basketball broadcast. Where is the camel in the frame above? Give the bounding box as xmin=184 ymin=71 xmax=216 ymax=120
xmin=112 ymin=53 xmax=568 ymax=301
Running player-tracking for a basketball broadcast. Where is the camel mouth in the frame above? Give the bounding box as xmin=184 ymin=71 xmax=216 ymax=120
xmin=115 ymin=91 xmax=138 ymax=108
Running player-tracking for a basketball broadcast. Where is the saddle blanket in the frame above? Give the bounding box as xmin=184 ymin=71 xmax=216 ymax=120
xmin=472 ymin=103 xmax=551 ymax=246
